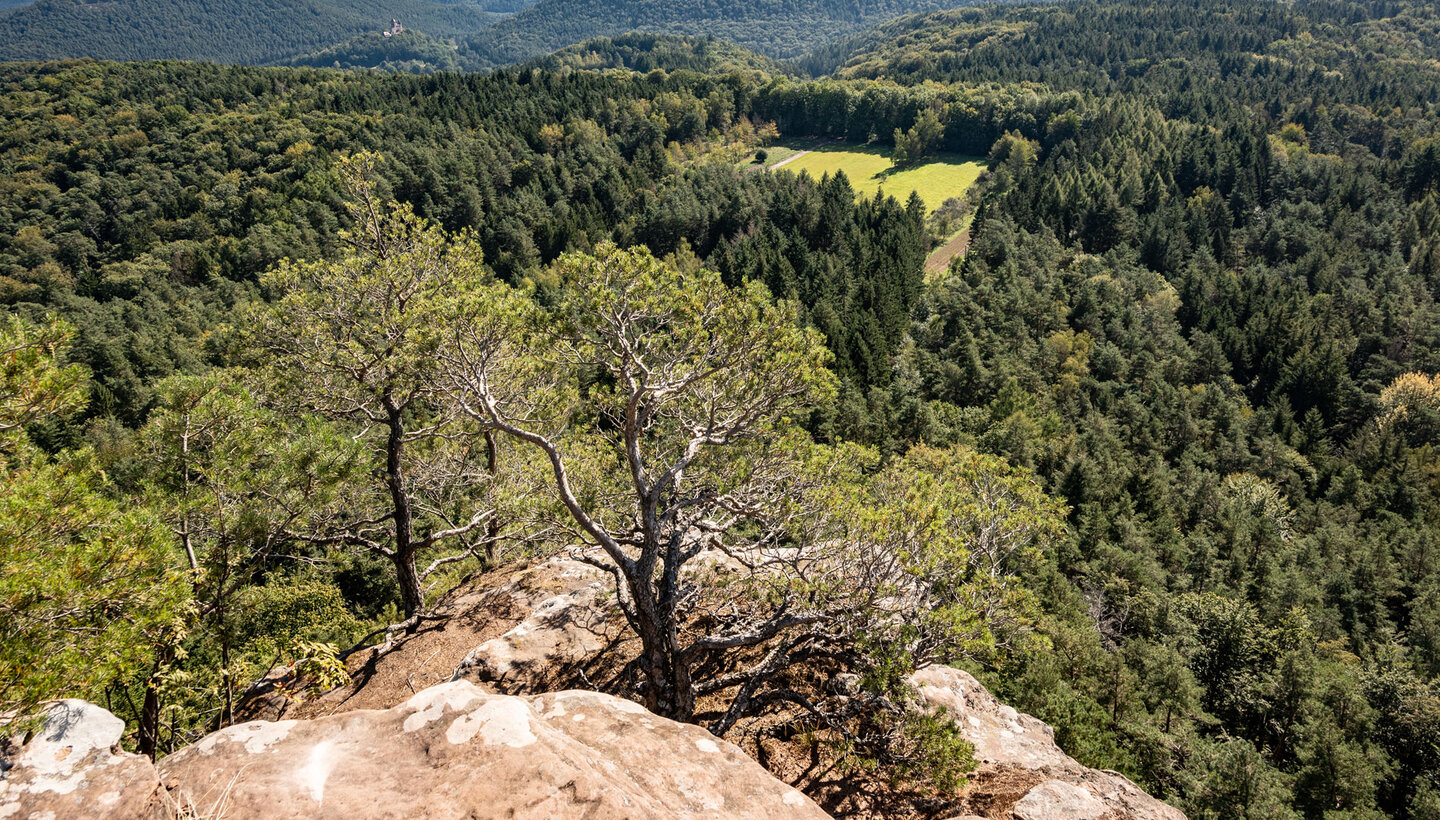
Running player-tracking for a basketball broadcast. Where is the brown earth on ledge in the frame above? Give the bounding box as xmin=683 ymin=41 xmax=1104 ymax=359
xmin=236 ymin=556 xmax=628 ymax=723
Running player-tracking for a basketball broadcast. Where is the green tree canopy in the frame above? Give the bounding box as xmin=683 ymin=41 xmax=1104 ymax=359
xmin=0 ymin=317 xmax=186 ymax=719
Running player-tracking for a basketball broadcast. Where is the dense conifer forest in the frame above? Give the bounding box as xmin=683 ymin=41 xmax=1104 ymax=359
xmin=0 ymin=0 xmax=967 ymax=68
xmin=457 ymin=0 xmax=967 ymax=66
xmin=529 ymin=33 xmax=792 ymax=76
xmin=3 ymin=0 xmax=1440 ymax=817
xmin=282 ymin=29 xmax=467 ymax=74
xmin=0 ymin=0 xmax=510 ymax=64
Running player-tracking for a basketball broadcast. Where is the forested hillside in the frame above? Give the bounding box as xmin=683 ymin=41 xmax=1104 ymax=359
xmin=283 ymin=29 xmax=465 ymax=73
xmin=804 ymin=0 xmax=1440 ymax=117
xmin=794 ymin=1 xmax=1440 ymax=817
xmin=459 ymin=0 xmax=963 ymax=65
xmin=528 ymin=33 xmax=790 ymax=76
xmin=0 ymin=0 xmax=974 ymax=68
xmin=0 ymin=59 xmax=1073 ymax=434
xmin=4 ymin=0 xmax=1440 ymax=818
xmin=0 ymin=0 xmax=508 ymax=64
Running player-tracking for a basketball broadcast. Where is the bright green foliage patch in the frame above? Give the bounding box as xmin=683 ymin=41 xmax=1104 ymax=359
xmin=774 ymin=144 xmax=985 ymax=214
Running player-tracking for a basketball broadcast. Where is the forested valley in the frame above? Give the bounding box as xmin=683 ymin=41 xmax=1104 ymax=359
xmin=4 ymin=0 xmax=1440 ymax=818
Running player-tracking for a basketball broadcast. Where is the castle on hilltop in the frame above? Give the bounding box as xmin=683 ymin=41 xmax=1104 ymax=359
xmin=382 ymin=18 xmax=404 ymax=37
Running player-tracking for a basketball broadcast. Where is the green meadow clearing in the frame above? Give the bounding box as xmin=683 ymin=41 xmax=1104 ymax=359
xmin=754 ymin=142 xmax=986 ymax=215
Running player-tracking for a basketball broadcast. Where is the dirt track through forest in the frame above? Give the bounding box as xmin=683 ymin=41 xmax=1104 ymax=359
xmin=925 ymin=227 xmax=972 ymax=276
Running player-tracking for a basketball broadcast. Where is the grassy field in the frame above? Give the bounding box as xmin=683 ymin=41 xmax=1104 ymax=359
xmin=752 ymin=142 xmax=986 ymax=215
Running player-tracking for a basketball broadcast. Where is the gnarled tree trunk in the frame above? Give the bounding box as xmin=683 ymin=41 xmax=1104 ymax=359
xmin=384 ymin=397 xmax=424 ymax=619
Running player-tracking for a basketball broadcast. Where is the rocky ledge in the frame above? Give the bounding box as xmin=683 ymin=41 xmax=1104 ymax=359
xmin=1 ymin=682 xmax=827 ymax=819
xmin=912 ymin=666 xmax=1184 ymax=820
xmin=1 ymin=557 xmax=1186 ymax=819
xmin=435 ymin=558 xmax=1186 ymax=820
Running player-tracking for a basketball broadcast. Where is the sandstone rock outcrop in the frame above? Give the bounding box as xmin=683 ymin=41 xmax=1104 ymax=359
xmin=450 ymin=556 xmax=623 ymax=692
xmin=301 ymin=554 xmax=1186 ymax=820
xmin=5 ymin=553 xmax=1186 ymax=820
xmin=1011 ymin=781 xmax=1111 ymax=820
xmin=2 ymin=682 xmax=828 ymax=820
xmin=258 ymin=556 xmax=625 ymax=723
xmin=913 ymin=666 xmax=1184 ymax=820
xmin=163 ymin=679 xmax=827 ymax=818
xmin=440 ymin=562 xmax=1187 ymax=819
xmin=0 ymin=700 xmax=166 ymax=819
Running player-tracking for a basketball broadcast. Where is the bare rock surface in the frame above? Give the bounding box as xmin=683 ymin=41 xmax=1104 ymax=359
xmin=0 ymin=649 xmax=1187 ymax=820
xmin=911 ymin=666 xmax=1186 ymax=820
xmin=451 ymin=557 xmax=624 ymax=692
xmin=5 ymin=683 xmax=826 ymax=819
xmin=159 ymin=679 xmax=826 ymax=819
xmin=0 ymin=700 xmax=166 ymax=819
xmin=23 ymin=554 xmax=1181 ymax=820
xmin=262 ymin=556 xmax=621 ymax=722
xmin=1012 ymin=781 xmax=1111 ymax=820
